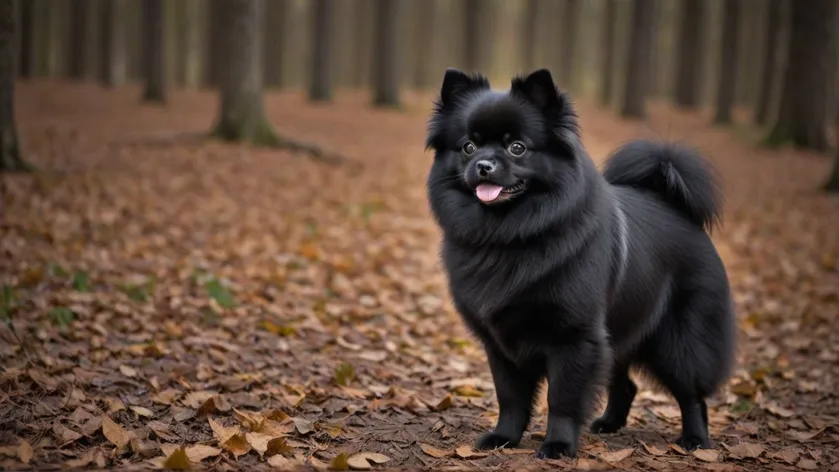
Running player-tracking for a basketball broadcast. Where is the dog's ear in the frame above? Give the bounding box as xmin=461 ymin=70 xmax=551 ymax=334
xmin=439 ymin=68 xmax=489 ymax=108
xmin=511 ymin=69 xmax=579 ymax=138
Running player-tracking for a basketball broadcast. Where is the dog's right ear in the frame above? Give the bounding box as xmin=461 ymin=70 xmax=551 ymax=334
xmin=439 ymin=68 xmax=489 ymax=108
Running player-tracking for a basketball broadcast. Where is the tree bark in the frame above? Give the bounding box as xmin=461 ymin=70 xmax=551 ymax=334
xmin=310 ymin=0 xmax=335 ymax=101
xmin=673 ymin=0 xmax=706 ymax=108
xmin=558 ymin=0 xmax=579 ymax=89
xmin=463 ymin=0 xmax=481 ymax=72
xmin=204 ymin=0 xmax=222 ymax=87
xmin=521 ymin=0 xmax=538 ymax=72
xmin=621 ymin=0 xmax=656 ymax=119
xmin=713 ymin=0 xmax=741 ymax=124
xmin=372 ymin=0 xmax=402 ymax=107
xmin=16 ymin=0 xmax=32 ymax=78
xmin=99 ymin=0 xmax=127 ymax=87
xmin=141 ymin=0 xmax=165 ymax=102
xmin=753 ymin=0 xmax=782 ymax=125
xmin=413 ymin=0 xmax=435 ymax=89
xmin=766 ymin=0 xmax=838 ymax=150
xmin=181 ymin=0 xmax=203 ymax=88
xmin=67 ymin=0 xmax=87 ymax=80
xmin=0 ymin=0 xmax=27 ymax=171
xmin=599 ymin=0 xmax=616 ymax=106
xmin=263 ymin=0 xmax=287 ymax=88
xmin=211 ymin=0 xmax=278 ymax=144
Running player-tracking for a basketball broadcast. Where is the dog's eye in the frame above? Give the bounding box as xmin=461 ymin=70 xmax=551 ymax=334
xmin=462 ymin=141 xmax=477 ymax=156
xmin=508 ymin=141 xmax=527 ymax=156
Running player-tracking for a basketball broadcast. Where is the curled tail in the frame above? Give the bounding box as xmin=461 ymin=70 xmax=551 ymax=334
xmin=602 ymin=140 xmax=723 ymax=232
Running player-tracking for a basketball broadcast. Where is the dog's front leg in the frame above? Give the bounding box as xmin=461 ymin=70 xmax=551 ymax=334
xmin=537 ymin=331 xmax=608 ymax=459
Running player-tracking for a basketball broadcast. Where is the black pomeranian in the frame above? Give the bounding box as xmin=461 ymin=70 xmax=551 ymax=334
xmin=425 ymin=68 xmax=736 ymax=459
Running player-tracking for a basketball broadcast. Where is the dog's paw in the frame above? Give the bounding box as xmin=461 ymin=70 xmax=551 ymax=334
xmin=590 ymin=416 xmax=625 ymax=434
xmin=535 ymin=440 xmax=577 ymax=460
xmin=675 ymin=434 xmax=711 ymax=451
xmin=474 ymin=432 xmax=517 ymax=450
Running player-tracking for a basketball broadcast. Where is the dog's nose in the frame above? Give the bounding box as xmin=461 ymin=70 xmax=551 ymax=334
xmin=476 ymin=159 xmax=496 ymax=177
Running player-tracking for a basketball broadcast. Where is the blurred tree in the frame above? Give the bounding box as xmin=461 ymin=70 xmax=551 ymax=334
xmin=204 ymin=0 xmax=222 ymax=87
xmin=141 ymin=0 xmax=165 ymax=103
xmin=0 ymin=0 xmax=27 ymax=172
xmin=826 ymin=149 xmax=839 ymax=192
xmin=178 ymin=0 xmax=203 ymax=88
xmin=263 ymin=0 xmax=288 ymax=88
xmin=521 ymin=0 xmax=538 ymax=72
xmin=68 ymin=0 xmax=87 ymax=80
xmin=413 ymin=0 xmax=435 ymax=89
xmin=463 ymin=0 xmax=482 ymax=72
xmin=17 ymin=0 xmax=33 ymax=78
xmin=211 ymin=0 xmax=277 ymax=143
xmin=310 ymin=0 xmax=335 ymax=101
xmin=621 ymin=0 xmax=656 ymax=118
xmin=99 ymin=0 xmax=127 ymax=87
xmin=673 ymin=0 xmax=706 ymax=108
xmin=373 ymin=0 xmax=402 ymax=107
xmin=559 ymin=0 xmax=579 ymax=89
xmin=599 ymin=0 xmax=616 ymax=106
xmin=767 ymin=0 xmax=838 ymax=150
xmin=713 ymin=0 xmax=741 ymax=124
xmin=754 ymin=0 xmax=782 ymax=125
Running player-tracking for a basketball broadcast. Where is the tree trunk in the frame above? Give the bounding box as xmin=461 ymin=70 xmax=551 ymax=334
xmin=181 ymin=0 xmax=203 ymax=88
xmin=621 ymin=0 xmax=656 ymax=119
xmin=766 ymin=0 xmax=838 ymax=150
xmin=99 ymin=0 xmax=127 ymax=87
xmin=263 ymin=0 xmax=287 ymax=88
xmin=825 ymin=148 xmax=839 ymax=192
xmin=713 ymin=0 xmax=741 ymax=124
xmin=754 ymin=0 xmax=782 ymax=125
xmin=673 ymin=0 xmax=706 ymax=108
xmin=211 ymin=0 xmax=277 ymax=144
xmin=521 ymin=0 xmax=538 ymax=72
xmin=558 ymin=0 xmax=578 ymax=89
xmin=16 ymin=0 xmax=32 ymax=78
xmin=204 ymin=0 xmax=222 ymax=87
xmin=141 ymin=0 xmax=165 ymax=102
xmin=413 ymin=0 xmax=435 ymax=89
xmin=372 ymin=0 xmax=401 ymax=107
xmin=67 ymin=0 xmax=87 ymax=80
xmin=309 ymin=0 xmax=335 ymax=101
xmin=463 ymin=0 xmax=481 ymax=72
xmin=0 ymin=0 xmax=27 ymax=172
xmin=599 ymin=0 xmax=616 ymax=106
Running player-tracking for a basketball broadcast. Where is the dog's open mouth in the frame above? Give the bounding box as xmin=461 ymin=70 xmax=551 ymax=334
xmin=475 ymin=180 xmax=527 ymax=203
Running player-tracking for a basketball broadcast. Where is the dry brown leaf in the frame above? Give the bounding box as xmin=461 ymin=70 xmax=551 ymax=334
xmin=268 ymin=454 xmax=303 ymax=469
xmin=208 ymin=417 xmax=239 ymax=444
xmin=454 ymin=445 xmax=487 ymax=459
xmin=17 ymin=440 xmax=33 ymax=465
xmin=668 ymin=443 xmax=688 ymax=455
xmin=221 ymin=433 xmax=251 ymax=458
xmin=434 ymin=394 xmax=453 ymax=411
xmin=771 ymin=449 xmax=801 ymax=464
xmin=600 ymin=448 xmax=634 ymax=463
xmin=693 ymin=448 xmax=719 ymax=462
xmin=766 ymin=403 xmax=795 ymax=418
xmin=346 ymin=452 xmax=390 ymax=470
xmin=292 ymin=417 xmax=314 ymax=435
xmin=244 ymin=432 xmax=276 ymax=457
xmin=722 ymin=442 xmax=766 ymax=459
xmin=419 ymin=443 xmax=452 ymax=458
xmin=452 ymin=385 xmax=483 ymax=397
xmin=501 ymin=448 xmax=534 ymax=455
xmin=797 ymin=458 xmax=819 ymax=470
xmin=106 ymin=397 xmax=126 ymax=413
xmin=786 ymin=428 xmax=825 ymax=441
xmin=162 ymin=446 xmax=191 ymax=470
xmin=130 ymin=405 xmax=154 ymax=417
xmin=119 ymin=365 xmax=138 ymax=378
xmin=52 ymin=422 xmax=83 ymax=445
xmin=186 ymin=445 xmax=222 ymax=462
xmin=102 ymin=415 xmax=134 ymax=449
xmin=153 ymin=389 xmax=182 ymax=405
xmin=639 ymin=441 xmax=667 ymax=456
xmin=234 ymin=408 xmax=265 ymax=431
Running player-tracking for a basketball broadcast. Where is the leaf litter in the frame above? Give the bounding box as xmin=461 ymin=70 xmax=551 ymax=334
xmin=1 ymin=83 xmax=838 ymax=471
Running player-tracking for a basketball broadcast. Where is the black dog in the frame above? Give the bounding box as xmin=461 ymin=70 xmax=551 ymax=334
xmin=425 ymin=68 xmax=736 ymax=459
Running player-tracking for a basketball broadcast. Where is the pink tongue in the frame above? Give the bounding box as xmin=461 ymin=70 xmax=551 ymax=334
xmin=476 ymin=183 xmax=504 ymax=202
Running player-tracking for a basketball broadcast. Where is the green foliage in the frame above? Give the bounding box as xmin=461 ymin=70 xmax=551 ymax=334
xmin=71 ymin=271 xmax=91 ymax=292
xmin=0 ymin=285 xmax=19 ymax=325
xmin=205 ymin=278 xmax=237 ymax=309
xmin=119 ymin=277 xmax=157 ymax=303
xmin=49 ymin=307 xmax=75 ymax=332
xmin=334 ymin=362 xmax=356 ymax=386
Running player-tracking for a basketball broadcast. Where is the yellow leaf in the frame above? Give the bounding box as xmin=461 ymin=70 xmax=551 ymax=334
xmin=298 ymin=242 xmax=320 ymax=260
xmin=266 ymin=437 xmax=294 ymax=457
xmin=101 ymin=415 xmax=134 ymax=449
xmin=17 ymin=440 xmax=33 ymax=464
xmin=347 ymin=452 xmax=391 ymax=470
xmin=330 ymin=452 xmax=350 ymax=470
xmin=221 ymin=433 xmax=251 ymax=458
xmin=162 ymin=446 xmax=191 ymax=470
xmin=261 ymin=320 xmax=296 ymax=336
xmin=245 ymin=432 xmax=274 ymax=457
xmin=334 ymin=363 xmax=356 ymax=386
xmin=434 ymin=394 xmax=453 ymax=411
xmin=452 ymin=385 xmax=483 ymax=397
xmin=208 ymin=417 xmax=239 ymax=444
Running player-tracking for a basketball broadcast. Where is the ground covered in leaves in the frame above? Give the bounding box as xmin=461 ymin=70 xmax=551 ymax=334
xmin=1 ymin=80 xmax=838 ymax=471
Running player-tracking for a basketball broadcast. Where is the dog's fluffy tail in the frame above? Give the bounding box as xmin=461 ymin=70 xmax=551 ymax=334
xmin=602 ymin=140 xmax=723 ymax=232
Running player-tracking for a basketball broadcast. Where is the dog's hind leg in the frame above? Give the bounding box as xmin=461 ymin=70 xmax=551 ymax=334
xmin=590 ymin=362 xmax=637 ymax=434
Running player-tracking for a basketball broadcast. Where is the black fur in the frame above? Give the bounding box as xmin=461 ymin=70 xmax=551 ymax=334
xmin=425 ymin=68 xmax=737 ymax=459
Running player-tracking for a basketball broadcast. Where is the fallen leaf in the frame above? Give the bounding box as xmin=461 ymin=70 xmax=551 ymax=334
xmin=163 ymin=446 xmax=191 ymax=470
xmin=639 ymin=441 xmax=667 ymax=456
xmin=452 ymin=385 xmax=483 ymax=397
xmin=52 ymin=422 xmax=83 ymax=445
xmin=234 ymin=408 xmax=265 ymax=431
xmin=106 ymin=397 xmax=126 ymax=413
xmin=266 ymin=437 xmax=294 ymax=457
xmin=347 ymin=452 xmax=390 ymax=470
xmin=454 ymin=445 xmax=487 ymax=459
xmin=798 ymin=458 xmax=819 ymax=470
xmin=723 ymin=442 xmax=766 ymax=459
xmin=786 ymin=428 xmax=825 ymax=441
xmin=268 ymin=454 xmax=303 ymax=469
xmin=245 ymin=432 xmax=275 ymax=457
xmin=221 ymin=433 xmax=251 ymax=458
xmin=668 ymin=443 xmax=688 ymax=455
xmin=18 ymin=440 xmax=33 ymax=465
xmin=599 ymin=448 xmax=634 ymax=463
xmin=419 ymin=443 xmax=452 ymax=458
xmin=102 ymin=415 xmax=134 ymax=450
xmin=766 ymin=403 xmax=795 ymax=418
xmin=330 ymin=452 xmax=350 ymax=470
xmin=293 ymin=417 xmax=314 ymax=435
xmin=119 ymin=365 xmax=138 ymax=378
xmin=693 ymin=449 xmax=719 ymax=462
xmin=208 ymin=417 xmax=239 ymax=443
xmin=130 ymin=405 xmax=155 ymax=418
xmin=434 ymin=394 xmax=453 ymax=411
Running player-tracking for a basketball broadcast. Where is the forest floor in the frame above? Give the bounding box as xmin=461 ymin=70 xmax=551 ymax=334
xmin=1 ymin=80 xmax=838 ymax=471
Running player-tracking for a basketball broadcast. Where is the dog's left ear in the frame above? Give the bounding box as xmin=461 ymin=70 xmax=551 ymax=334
xmin=439 ymin=68 xmax=489 ymax=108
xmin=511 ymin=69 xmax=579 ymax=138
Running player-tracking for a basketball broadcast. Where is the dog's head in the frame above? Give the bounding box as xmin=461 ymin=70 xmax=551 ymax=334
xmin=425 ymin=68 xmax=587 ymax=243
